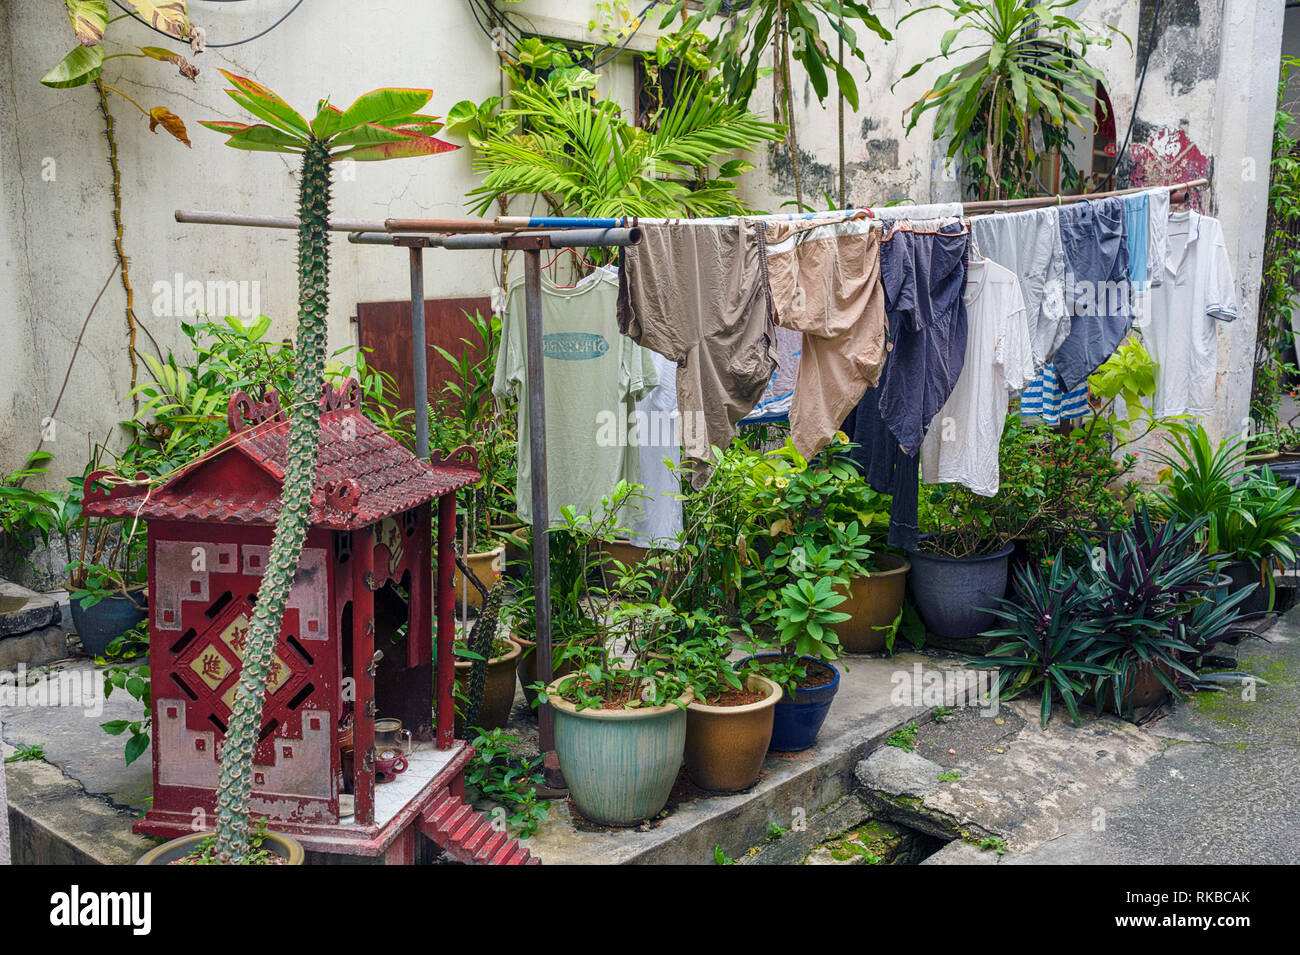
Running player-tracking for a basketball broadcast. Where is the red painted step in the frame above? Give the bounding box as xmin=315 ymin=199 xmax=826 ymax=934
xmin=418 ymin=789 xmax=539 ymax=865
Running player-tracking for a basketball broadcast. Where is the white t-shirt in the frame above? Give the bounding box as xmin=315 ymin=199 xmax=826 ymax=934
xmin=1142 ymin=211 xmax=1238 ymax=419
xmin=921 ymin=258 xmax=1035 ymax=496
xmin=627 ymin=350 xmax=684 ymax=548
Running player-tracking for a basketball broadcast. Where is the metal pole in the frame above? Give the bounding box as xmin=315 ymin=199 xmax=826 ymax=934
xmin=409 ymin=246 xmax=429 ymax=460
xmin=522 ymin=248 xmax=561 ymax=790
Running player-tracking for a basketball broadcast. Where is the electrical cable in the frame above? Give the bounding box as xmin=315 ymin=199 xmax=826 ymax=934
xmin=109 ymin=0 xmax=305 ymax=48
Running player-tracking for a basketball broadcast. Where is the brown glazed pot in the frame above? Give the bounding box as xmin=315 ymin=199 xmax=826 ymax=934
xmin=452 ymin=546 xmax=504 ymax=612
xmin=684 ymin=674 xmax=782 ymax=792
xmin=454 ymin=637 xmax=521 ymax=730
xmin=831 ymin=552 xmax=911 ymax=653
xmin=1090 ymin=659 xmax=1173 ymax=715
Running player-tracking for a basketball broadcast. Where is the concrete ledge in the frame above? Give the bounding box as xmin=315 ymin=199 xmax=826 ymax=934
xmin=3 ymin=746 xmax=155 ymax=865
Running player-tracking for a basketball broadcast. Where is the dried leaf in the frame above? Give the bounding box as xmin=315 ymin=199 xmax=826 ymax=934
xmin=66 ymin=0 xmax=108 ymax=46
xmin=148 ymin=106 xmax=191 ymax=147
xmin=138 ymin=45 xmax=199 ymax=81
xmin=127 ymin=1 xmax=191 ymax=40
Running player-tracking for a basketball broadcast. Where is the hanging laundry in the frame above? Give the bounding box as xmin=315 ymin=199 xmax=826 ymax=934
xmin=739 ymin=323 xmax=801 ymax=424
xmin=872 ymin=201 xmax=965 ymax=219
xmin=1124 ymin=191 xmax=1150 ymax=288
xmin=1019 ymin=364 xmax=1090 ymax=425
xmin=921 ymin=257 xmax=1034 ymax=496
xmin=495 ymin=269 xmax=658 ymax=528
xmin=626 ymin=350 xmax=684 ymax=548
xmin=841 ymin=218 xmax=970 ymax=550
xmin=1146 ymin=188 xmax=1171 ymax=288
xmin=1052 ymin=197 xmax=1133 ymax=391
xmin=970 ymin=206 xmax=1069 ymax=369
xmin=1144 ymin=209 xmax=1238 ymax=419
xmin=765 ymin=215 xmax=887 ymax=459
xmin=617 ymin=222 xmax=777 ymax=488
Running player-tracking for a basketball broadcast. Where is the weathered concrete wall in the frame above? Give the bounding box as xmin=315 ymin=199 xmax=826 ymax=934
xmin=0 ymin=723 xmax=9 ymax=865
xmin=0 ymin=0 xmax=1282 ymax=485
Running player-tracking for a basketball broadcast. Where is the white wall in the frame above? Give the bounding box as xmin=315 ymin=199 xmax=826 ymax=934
xmin=0 ymin=0 xmax=1282 ymax=486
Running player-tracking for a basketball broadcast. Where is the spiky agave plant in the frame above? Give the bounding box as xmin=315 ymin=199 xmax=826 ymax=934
xmin=201 ymin=72 xmax=457 ymax=861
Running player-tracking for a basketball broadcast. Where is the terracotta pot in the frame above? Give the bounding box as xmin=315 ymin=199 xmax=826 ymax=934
xmin=1097 ymin=660 xmax=1173 ymax=714
xmin=548 ymin=676 xmax=692 ymax=826
xmin=585 ymin=538 xmax=650 ymax=582
xmin=832 ymin=552 xmax=911 ymax=653
xmin=684 ymin=674 xmax=781 ymax=792
xmin=137 ymin=829 xmax=304 ymax=865
xmin=452 ymin=546 xmax=504 ymax=612
xmin=454 ymin=637 xmax=522 ymax=730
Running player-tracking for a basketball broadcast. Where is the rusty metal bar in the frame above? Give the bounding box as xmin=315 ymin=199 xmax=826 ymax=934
xmin=435 ymin=493 xmax=456 ymax=750
xmin=409 ymin=246 xmax=429 ymax=460
xmin=175 ymin=209 xmax=390 ymax=233
xmin=520 ymin=247 xmax=560 ymax=787
xmin=352 ymin=526 xmax=376 ymax=826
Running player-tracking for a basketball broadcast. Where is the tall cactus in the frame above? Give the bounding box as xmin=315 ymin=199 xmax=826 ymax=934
xmin=202 ymin=73 xmax=457 ymax=861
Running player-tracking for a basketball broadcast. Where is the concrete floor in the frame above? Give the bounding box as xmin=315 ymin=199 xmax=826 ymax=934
xmin=3 ymin=605 xmax=1299 ymax=864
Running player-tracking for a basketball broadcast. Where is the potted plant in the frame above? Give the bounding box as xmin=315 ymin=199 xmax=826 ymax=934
xmin=676 ymin=623 xmax=780 ymax=793
xmin=453 ymin=582 xmax=522 ymax=732
xmin=1276 ymin=425 xmax=1300 ymax=464
xmin=968 ymin=557 xmax=1113 ymax=727
xmin=533 ymin=484 xmax=693 ymax=826
xmin=62 ymin=475 xmax=148 ymax=657
xmin=912 ymin=416 xmax=1137 ymax=641
xmin=1154 ymin=424 xmax=1300 ymax=614
xmin=1080 ymin=509 xmax=1209 ymax=715
xmin=432 ymin=311 xmax=516 ymax=611
xmin=139 ymin=818 xmax=303 ymax=866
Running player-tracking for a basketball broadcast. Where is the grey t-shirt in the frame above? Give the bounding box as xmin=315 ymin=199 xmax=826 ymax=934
xmin=1052 ymin=197 xmax=1133 ymax=391
xmin=971 ymin=206 xmax=1069 ymax=369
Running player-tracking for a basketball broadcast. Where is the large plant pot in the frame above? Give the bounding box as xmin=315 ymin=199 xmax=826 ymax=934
xmin=70 ymin=591 xmax=146 ymax=658
xmin=137 ymin=829 xmax=304 ymax=865
xmin=452 ymin=546 xmax=504 ymax=612
xmin=742 ymin=654 xmax=840 ymax=752
xmin=1223 ymin=559 xmax=1271 ymax=615
xmin=1091 ymin=660 xmax=1173 ymax=716
xmin=907 ymin=542 xmax=1014 ymax=641
xmin=684 ymin=674 xmax=780 ymax=792
xmin=454 ymin=637 xmax=522 ymax=730
xmin=548 ymin=678 xmax=691 ymax=826
xmin=832 ymin=553 xmax=911 ymax=653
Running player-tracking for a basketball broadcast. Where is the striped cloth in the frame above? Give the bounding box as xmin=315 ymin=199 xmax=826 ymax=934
xmin=1020 ymin=363 xmax=1089 ymax=424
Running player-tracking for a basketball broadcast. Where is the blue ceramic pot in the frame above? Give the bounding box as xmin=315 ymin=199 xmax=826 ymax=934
xmin=739 ymin=654 xmax=840 ymax=752
xmin=907 ymin=541 xmax=1014 ymax=641
xmin=70 ymin=591 xmax=146 ymax=658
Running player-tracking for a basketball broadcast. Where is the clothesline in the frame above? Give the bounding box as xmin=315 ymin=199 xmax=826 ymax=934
xmin=492 ymin=178 xmax=1208 ymax=230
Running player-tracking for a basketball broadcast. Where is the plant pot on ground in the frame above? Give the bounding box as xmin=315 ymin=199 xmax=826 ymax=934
xmin=907 ymin=541 xmax=1015 ymax=641
xmin=683 ymin=672 xmax=781 ymax=791
xmin=452 ymin=545 xmax=503 ymax=613
xmin=832 ymin=551 xmax=910 ymax=653
xmin=71 ymin=588 xmax=147 ymax=658
xmin=740 ymin=652 xmax=840 ymax=752
xmin=546 ymin=671 xmax=692 ymax=826
xmin=138 ymin=825 xmax=304 ymax=865
xmin=455 ymin=635 xmax=521 ymax=731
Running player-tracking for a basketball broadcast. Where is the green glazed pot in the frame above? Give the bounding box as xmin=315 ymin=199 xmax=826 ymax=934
xmin=548 ymin=677 xmax=691 ymax=826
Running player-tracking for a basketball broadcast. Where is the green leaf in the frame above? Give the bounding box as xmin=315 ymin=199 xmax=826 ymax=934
xmin=334 ymin=88 xmax=433 ymax=137
xmin=100 ymin=720 xmax=130 ymax=736
xmin=41 ymin=44 xmax=103 ymax=88
xmin=219 ymin=69 xmax=311 ymax=136
xmin=124 ymin=733 xmax=150 ymax=765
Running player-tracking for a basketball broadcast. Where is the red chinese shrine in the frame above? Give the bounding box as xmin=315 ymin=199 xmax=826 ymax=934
xmin=82 ymin=380 xmax=537 ymax=864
